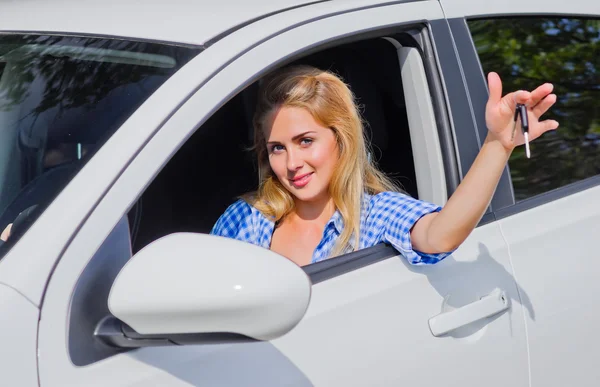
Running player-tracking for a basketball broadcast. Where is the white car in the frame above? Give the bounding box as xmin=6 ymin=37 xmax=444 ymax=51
xmin=0 ymin=0 xmax=598 ymax=386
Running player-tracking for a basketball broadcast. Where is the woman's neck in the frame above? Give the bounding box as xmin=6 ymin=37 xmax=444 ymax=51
xmin=291 ymin=195 xmax=336 ymax=224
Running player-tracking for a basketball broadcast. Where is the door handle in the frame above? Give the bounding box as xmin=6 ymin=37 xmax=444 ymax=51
xmin=428 ymin=288 xmax=509 ymax=337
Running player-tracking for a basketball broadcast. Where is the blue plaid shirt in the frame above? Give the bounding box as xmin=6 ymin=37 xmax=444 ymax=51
xmin=210 ymin=191 xmax=452 ymax=265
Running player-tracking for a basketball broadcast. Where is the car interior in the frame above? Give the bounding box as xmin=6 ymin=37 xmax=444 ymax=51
xmin=128 ymin=35 xmax=422 ymax=254
xmin=0 ymin=37 xmax=197 ymax=257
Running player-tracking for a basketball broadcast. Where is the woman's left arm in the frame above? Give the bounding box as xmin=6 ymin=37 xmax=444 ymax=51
xmin=411 ymin=72 xmax=559 ymax=254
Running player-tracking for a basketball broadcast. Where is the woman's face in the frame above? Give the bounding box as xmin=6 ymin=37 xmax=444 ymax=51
xmin=264 ymin=106 xmax=339 ymax=204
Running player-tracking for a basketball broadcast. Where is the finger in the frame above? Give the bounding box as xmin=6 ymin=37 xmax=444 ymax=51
xmin=528 ymin=83 xmax=554 ymax=107
xmin=487 ymin=72 xmax=503 ymax=105
xmin=501 ymin=89 xmax=531 ymax=115
xmin=532 ymin=94 xmax=557 ymax=118
xmin=532 ymin=119 xmax=560 ymax=137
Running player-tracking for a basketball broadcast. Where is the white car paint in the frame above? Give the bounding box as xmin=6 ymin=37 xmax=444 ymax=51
xmin=36 ymin=2 xmax=529 ymax=386
xmin=499 ymin=186 xmax=600 ymax=386
xmin=108 ymin=233 xmax=312 ymax=340
xmin=0 ymin=0 xmax=321 ymax=46
xmin=0 ymin=283 xmax=39 ymax=387
xmin=439 ymin=0 xmax=600 ymax=18
xmin=0 ymin=0 xmax=597 ymax=386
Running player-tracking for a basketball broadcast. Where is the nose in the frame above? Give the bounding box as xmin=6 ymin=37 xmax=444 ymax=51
xmin=286 ymin=148 xmax=304 ymax=171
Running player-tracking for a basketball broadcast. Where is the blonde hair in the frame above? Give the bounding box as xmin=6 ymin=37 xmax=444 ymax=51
xmin=248 ymin=65 xmax=400 ymax=256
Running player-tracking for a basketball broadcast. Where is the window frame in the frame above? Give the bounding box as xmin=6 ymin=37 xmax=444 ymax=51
xmin=445 ymin=17 xmax=515 ymax=215
xmin=91 ymin=21 xmax=462 ymax=283
xmin=144 ymin=22 xmax=462 ymax=280
xmin=65 ymin=12 xmax=460 ymax=290
xmin=450 ymin=14 xmax=600 ymax=219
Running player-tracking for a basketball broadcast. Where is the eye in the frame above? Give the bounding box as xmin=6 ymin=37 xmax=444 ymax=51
xmin=269 ymin=144 xmax=285 ymax=154
xmin=300 ymin=138 xmax=313 ymax=147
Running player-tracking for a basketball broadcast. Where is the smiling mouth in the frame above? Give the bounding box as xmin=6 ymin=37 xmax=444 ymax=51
xmin=290 ymin=172 xmax=313 ymax=187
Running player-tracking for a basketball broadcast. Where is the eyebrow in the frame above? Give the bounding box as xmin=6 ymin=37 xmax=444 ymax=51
xmin=267 ymin=131 xmax=317 ymax=145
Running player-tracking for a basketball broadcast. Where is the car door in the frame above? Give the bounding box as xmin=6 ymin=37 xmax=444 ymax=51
xmin=37 ymin=1 xmax=529 ymax=386
xmin=441 ymin=1 xmax=600 ymax=386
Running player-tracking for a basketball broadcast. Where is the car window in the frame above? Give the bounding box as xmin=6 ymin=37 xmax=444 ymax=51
xmin=130 ymin=36 xmax=426 ymax=254
xmin=0 ymin=34 xmax=200 ymax=256
xmin=468 ymin=17 xmax=600 ymax=201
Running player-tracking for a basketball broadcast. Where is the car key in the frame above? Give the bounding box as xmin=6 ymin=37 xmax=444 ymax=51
xmin=513 ymin=103 xmax=530 ymax=158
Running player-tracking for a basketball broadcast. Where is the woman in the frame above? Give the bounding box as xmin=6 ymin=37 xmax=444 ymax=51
xmin=211 ymin=65 xmax=558 ymax=267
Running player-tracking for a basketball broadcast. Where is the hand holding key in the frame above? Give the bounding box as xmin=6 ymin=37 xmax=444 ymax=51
xmin=485 ymin=72 xmax=559 ymax=156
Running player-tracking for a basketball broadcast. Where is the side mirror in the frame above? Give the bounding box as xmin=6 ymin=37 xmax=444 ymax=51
xmin=97 ymin=233 xmax=311 ymax=347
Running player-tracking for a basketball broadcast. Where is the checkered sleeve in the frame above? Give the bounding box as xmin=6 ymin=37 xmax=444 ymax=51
xmin=375 ymin=192 xmax=453 ymax=265
xmin=210 ymin=199 xmax=256 ymax=243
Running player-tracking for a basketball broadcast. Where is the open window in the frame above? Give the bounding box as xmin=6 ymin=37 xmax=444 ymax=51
xmin=128 ymin=31 xmax=448 ymax=256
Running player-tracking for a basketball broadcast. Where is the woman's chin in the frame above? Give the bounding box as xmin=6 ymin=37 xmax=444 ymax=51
xmin=290 ymin=189 xmax=330 ymax=204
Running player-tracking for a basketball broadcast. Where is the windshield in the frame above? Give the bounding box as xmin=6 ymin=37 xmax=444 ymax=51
xmin=0 ymin=34 xmax=200 ymax=256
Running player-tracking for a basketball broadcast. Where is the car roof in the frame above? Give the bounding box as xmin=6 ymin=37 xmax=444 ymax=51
xmin=0 ymin=0 xmax=330 ymax=46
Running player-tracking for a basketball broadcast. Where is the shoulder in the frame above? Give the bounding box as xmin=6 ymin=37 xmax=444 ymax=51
xmin=210 ymin=199 xmax=256 ymax=237
xmin=366 ymin=191 xmax=441 ymax=219
xmin=222 ymin=199 xmax=255 ymax=221
xmin=367 ymin=191 xmax=421 ymax=209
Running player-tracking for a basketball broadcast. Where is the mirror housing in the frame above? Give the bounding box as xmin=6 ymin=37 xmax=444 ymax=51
xmin=105 ymin=233 xmax=311 ymax=344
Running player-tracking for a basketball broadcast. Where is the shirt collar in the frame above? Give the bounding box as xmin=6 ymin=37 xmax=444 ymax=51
xmin=326 ymin=192 xmax=373 ymax=242
xmin=266 ymin=193 xmax=373 ymax=249
xmin=328 ymin=210 xmax=344 ymax=234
